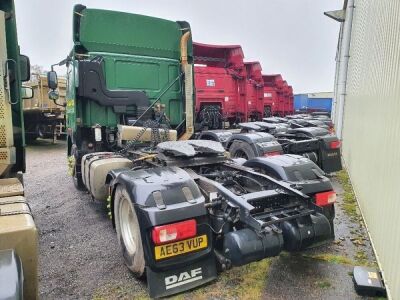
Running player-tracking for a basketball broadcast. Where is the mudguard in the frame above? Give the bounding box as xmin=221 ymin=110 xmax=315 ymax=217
xmin=0 ymin=249 xmax=23 ymax=300
xmin=108 ymin=166 xmax=207 ymax=228
xmin=197 ymin=130 xmax=233 ymax=147
xmin=318 ymin=135 xmax=342 ymax=173
xmin=288 ymin=127 xmax=330 ymax=137
xmin=243 ymin=155 xmax=333 ymax=195
xmin=285 ymin=127 xmax=342 ymax=173
xmin=226 ymin=132 xmax=282 ymax=155
xmin=107 ymin=166 xmax=217 ymax=298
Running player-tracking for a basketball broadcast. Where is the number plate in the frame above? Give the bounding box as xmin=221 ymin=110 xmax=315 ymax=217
xmin=154 ymin=235 xmax=208 ymax=260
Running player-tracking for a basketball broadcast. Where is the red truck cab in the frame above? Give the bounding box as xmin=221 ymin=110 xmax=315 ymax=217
xmin=287 ymin=85 xmax=294 ymax=115
xmin=244 ymin=62 xmax=264 ymax=121
xmin=263 ymin=74 xmax=284 ymax=116
xmin=262 ymin=75 xmax=278 ymax=117
xmin=193 ymin=43 xmax=246 ymax=127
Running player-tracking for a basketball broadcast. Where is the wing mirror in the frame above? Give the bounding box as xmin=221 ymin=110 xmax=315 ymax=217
xmin=47 ymin=70 xmax=58 ymax=90
xmin=48 ymin=90 xmax=59 ymax=101
xmin=21 ymin=86 xmax=34 ymax=99
xmin=19 ymin=54 xmax=31 ymax=82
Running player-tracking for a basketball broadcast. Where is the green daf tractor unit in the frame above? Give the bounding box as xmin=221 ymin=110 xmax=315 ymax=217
xmin=48 ymin=5 xmax=336 ymax=298
xmin=46 ymin=4 xmax=194 ymax=190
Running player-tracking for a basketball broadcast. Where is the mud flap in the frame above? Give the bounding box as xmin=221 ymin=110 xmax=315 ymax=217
xmin=320 ymin=148 xmax=342 ymax=173
xmin=147 ymin=255 xmax=217 ymax=298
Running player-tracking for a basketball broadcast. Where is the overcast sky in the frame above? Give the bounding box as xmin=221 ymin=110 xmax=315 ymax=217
xmin=14 ymin=0 xmax=342 ymax=93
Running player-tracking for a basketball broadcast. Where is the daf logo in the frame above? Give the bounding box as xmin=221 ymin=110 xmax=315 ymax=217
xmin=165 ymin=268 xmax=203 ymax=290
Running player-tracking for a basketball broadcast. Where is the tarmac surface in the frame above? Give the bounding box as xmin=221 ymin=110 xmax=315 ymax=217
xmin=25 ymin=139 xmax=378 ymax=299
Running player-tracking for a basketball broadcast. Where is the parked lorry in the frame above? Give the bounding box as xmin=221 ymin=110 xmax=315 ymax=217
xmin=238 ymin=121 xmax=342 ymax=173
xmin=193 ymin=43 xmax=247 ymax=128
xmin=262 ymin=74 xmax=278 ymax=117
xmin=24 ymin=74 xmax=66 ymax=142
xmin=49 ymin=5 xmax=336 ymax=298
xmin=262 ymin=74 xmax=288 ymax=116
xmin=244 ymin=62 xmax=264 ymax=121
xmin=199 ymin=119 xmax=342 ymax=174
xmin=0 ymin=1 xmax=38 ymax=298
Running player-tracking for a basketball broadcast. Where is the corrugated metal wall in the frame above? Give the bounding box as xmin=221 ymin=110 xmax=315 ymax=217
xmin=341 ymin=1 xmax=400 ymax=298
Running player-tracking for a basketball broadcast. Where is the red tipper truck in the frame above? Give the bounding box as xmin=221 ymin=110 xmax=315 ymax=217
xmin=262 ymin=74 xmax=278 ymax=117
xmin=282 ymin=80 xmax=290 ymax=116
xmin=288 ymin=85 xmax=294 ymax=115
xmin=263 ymin=74 xmax=284 ymax=116
xmin=244 ymin=62 xmax=264 ymax=121
xmin=193 ymin=42 xmax=246 ymax=128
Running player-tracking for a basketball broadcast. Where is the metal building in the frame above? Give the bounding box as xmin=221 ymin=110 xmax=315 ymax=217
xmin=329 ymin=1 xmax=400 ymax=298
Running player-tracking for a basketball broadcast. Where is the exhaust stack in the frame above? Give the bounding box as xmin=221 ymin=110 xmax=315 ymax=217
xmin=179 ymin=31 xmax=194 ymax=140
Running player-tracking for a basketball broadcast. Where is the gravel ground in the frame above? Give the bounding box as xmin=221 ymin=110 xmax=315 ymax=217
xmin=25 ymin=140 xmax=379 ymax=299
xmin=25 ymin=140 xmax=145 ymax=299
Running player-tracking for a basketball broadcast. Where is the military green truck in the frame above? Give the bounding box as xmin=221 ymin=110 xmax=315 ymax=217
xmin=0 ymin=1 xmax=39 ymax=299
xmin=49 ymin=5 xmax=336 ymax=298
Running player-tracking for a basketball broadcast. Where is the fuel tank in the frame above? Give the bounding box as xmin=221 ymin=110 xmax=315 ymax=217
xmin=81 ymin=152 xmax=133 ymax=201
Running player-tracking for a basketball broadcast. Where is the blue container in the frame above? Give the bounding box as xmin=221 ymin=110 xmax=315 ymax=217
xmin=294 ymin=94 xmax=332 ymax=113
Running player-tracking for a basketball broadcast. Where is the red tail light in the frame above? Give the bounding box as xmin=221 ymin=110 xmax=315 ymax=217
xmin=330 ymin=140 xmax=341 ymax=149
xmin=263 ymin=151 xmax=282 ymax=157
xmin=152 ymin=219 xmax=196 ymax=245
xmin=315 ymin=191 xmax=336 ymax=207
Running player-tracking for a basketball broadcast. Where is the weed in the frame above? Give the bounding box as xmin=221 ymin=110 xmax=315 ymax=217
xmin=336 ymin=170 xmax=361 ymax=222
xmin=315 ymin=280 xmax=331 ymax=288
xmin=180 ymin=259 xmax=271 ymax=300
xmin=303 ymin=253 xmax=355 ymax=265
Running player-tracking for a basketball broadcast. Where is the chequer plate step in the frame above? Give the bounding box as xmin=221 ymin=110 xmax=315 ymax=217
xmin=0 ymin=178 xmax=23 ymax=198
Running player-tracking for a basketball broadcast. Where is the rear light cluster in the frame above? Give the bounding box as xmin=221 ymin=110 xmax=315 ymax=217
xmin=152 ymin=219 xmax=196 ymax=245
xmin=329 ymin=140 xmax=341 ymax=149
xmin=263 ymin=151 xmax=282 ymax=157
xmin=315 ymin=191 xmax=336 ymax=207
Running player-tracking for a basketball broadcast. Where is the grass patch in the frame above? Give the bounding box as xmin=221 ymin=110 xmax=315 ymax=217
xmin=336 ymin=170 xmax=361 ymax=221
xmin=92 ymin=260 xmax=271 ymax=300
xmin=354 ymin=250 xmax=368 ymax=265
xmin=315 ymin=280 xmax=331 ymax=289
xmin=303 ymin=253 xmax=355 ymax=265
xmin=176 ymin=259 xmax=271 ymax=300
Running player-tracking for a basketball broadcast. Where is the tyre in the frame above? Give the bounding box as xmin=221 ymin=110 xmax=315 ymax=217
xmin=264 ymin=106 xmax=272 ymax=117
xmin=229 ymin=141 xmax=257 ymax=160
xmin=72 ymin=165 xmax=85 ymax=191
xmin=114 ymin=185 xmax=146 ymax=278
xmin=25 ymin=134 xmax=38 ymax=144
xmin=71 ymin=144 xmax=85 ymax=191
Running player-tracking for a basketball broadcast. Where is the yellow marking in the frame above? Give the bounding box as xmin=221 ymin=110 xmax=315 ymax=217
xmin=66 ymin=99 xmax=74 ymax=107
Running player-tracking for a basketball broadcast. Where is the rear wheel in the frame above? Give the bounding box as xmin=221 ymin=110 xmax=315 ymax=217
xmin=72 ymin=165 xmax=85 ymax=191
xmin=229 ymin=141 xmax=257 ymax=160
xmin=114 ymin=185 xmax=146 ymax=278
xmin=71 ymin=145 xmax=85 ymax=191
